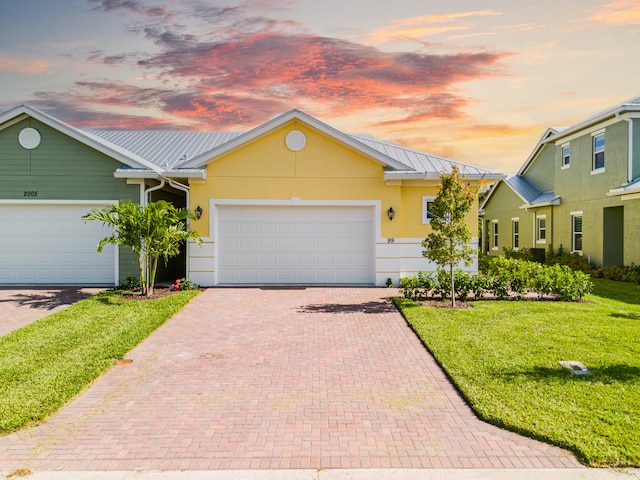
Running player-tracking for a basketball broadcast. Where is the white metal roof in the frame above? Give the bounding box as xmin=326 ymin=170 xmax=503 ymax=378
xmin=350 ymin=134 xmax=496 ymax=177
xmin=87 ymin=126 xmax=498 ymax=177
xmin=88 ymin=130 xmax=244 ymax=170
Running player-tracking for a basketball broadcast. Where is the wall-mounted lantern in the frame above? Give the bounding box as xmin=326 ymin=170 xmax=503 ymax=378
xmin=387 ymin=207 xmax=395 ymax=221
xmin=194 ymin=205 xmax=203 ymax=220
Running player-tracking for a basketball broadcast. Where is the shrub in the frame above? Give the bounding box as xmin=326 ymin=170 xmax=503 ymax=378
xmin=453 ymin=270 xmax=474 ymax=301
xmin=546 ymin=245 xmax=592 ymax=273
xmin=398 ymin=257 xmax=593 ymax=302
xmin=471 ymin=274 xmax=491 ymax=299
xmin=118 ymin=275 xmax=142 ymax=292
xmin=502 ymin=247 xmax=536 ymax=262
xmin=435 ymin=269 xmax=452 ymax=299
xmin=398 ymin=271 xmax=435 ymax=300
xmin=170 ymin=278 xmax=199 ymax=291
xmin=603 ymin=265 xmax=625 ymax=281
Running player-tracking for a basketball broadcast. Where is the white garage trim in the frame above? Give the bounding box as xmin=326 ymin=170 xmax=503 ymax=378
xmin=210 ymin=199 xmax=380 ymax=285
xmin=0 ymin=201 xmax=119 ymax=286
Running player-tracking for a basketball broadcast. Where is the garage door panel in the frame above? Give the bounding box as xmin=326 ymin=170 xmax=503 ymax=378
xmin=218 ymin=205 xmax=374 ymax=285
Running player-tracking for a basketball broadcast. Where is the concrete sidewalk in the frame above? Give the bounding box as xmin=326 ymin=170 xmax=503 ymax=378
xmin=5 ymin=469 xmax=639 ymax=480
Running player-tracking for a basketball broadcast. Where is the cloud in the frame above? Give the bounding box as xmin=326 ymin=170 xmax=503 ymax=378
xmin=34 ymin=81 xmax=289 ymax=130
xmin=136 ymin=32 xmax=509 ymax=122
xmin=34 ymin=2 xmax=510 ymax=132
xmin=588 ymin=0 xmax=640 ymax=25
xmin=88 ymin=0 xmax=169 ymax=18
xmin=367 ymin=10 xmax=502 ymax=44
xmin=0 ymin=56 xmax=52 ymax=74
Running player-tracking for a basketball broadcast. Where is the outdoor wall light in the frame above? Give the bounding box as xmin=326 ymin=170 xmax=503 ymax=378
xmin=194 ymin=205 xmax=203 ymax=220
xmin=387 ymin=207 xmax=395 ymax=221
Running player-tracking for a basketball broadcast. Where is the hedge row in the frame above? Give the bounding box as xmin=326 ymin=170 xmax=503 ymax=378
xmin=399 ymin=257 xmax=593 ymax=302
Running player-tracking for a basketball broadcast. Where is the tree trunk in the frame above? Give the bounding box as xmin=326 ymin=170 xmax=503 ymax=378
xmin=450 ymin=264 xmax=456 ymax=308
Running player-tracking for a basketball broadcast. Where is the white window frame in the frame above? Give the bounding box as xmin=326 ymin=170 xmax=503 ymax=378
xmin=536 ymin=215 xmax=547 ymax=244
xmin=571 ymin=211 xmax=583 ymax=254
xmin=512 ymin=217 xmax=520 ymax=250
xmin=592 ymin=130 xmax=605 ymax=174
xmin=422 ymin=196 xmax=436 ymax=224
xmin=561 ymin=142 xmax=570 ymax=170
xmin=491 ymin=220 xmax=499 ymax=251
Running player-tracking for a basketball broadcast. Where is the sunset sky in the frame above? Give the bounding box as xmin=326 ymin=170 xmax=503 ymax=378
xmin=1 ymin=0 xmax=639 ymax=173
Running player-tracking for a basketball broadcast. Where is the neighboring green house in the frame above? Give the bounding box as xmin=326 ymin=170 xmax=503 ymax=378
xmin=480 ymin=96 xmax=640 ymax=267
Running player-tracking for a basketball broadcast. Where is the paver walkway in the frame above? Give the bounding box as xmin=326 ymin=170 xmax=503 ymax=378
xmin=0 ymin=288 xmax=583 ymax=471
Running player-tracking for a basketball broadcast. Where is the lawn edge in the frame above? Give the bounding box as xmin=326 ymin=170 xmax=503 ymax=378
xmin=391 ymin=297 xmax=591 ymax=467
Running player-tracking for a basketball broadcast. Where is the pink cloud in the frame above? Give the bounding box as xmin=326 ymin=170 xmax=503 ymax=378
xmin=0 ymin=56 xmax=52 ymax=74
xmin=588 ymin=0 xmax=640 ymax=24
xmin=27 ymin=2 xmax=511 ymax=132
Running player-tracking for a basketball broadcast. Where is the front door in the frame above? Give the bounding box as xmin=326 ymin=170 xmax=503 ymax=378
xmin=603 ymin=206 xmax=624 ymax=266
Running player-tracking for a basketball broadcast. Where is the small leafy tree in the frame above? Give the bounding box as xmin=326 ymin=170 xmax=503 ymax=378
xmin=83 ymin=199 xmax=203 ymax=297
xmin=422 ymin=165 xmax=476 ymax=307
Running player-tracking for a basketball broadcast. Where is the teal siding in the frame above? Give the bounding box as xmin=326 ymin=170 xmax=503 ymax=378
xmin=0 ymin=118 xmax=139 ymax=201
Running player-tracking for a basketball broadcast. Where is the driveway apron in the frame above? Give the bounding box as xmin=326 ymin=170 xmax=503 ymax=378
xmin=0 ymin=288 xmax=582 ymax=471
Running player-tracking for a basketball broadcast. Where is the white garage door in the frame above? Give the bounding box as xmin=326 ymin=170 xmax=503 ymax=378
xmin=218 ymin=205 xmax=374 ymax=284
xmin=0 ymin=204 xmax=116 ymax=285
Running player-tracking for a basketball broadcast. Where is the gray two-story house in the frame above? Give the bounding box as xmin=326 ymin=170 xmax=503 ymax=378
xmin=481 ymin=96 xmax=640 ymax=267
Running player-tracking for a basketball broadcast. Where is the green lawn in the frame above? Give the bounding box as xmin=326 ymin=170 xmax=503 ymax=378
xmin=0 ymin=289 xmax=199 ymax=435
xmin=394 ymin=278 xmax=640 ymax=467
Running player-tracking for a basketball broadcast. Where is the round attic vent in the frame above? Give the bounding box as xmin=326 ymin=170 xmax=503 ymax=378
xmin=19 ymin=127 xmax=41 ymax=150
xmin=285 ymin=130 xmax=306 ymax=151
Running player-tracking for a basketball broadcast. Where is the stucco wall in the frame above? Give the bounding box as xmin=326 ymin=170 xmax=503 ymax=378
xmin=188 ymin=120 xmax=480 ymax=285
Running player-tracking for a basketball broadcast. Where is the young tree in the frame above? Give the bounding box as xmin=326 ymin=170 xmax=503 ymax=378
xmin=83 ymin=200 xmax=203 ymax=297
xmin=422 ymin=165 xmax=476 ymax=307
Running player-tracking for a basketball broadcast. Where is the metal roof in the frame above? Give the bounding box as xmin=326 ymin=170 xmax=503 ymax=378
xmin=504 ymin=175 xmax=543 ymax=204
xmin=87 ymin=130 xmax=243 ymax=170
xmin=503 ymin=175 xmax=559 ymax=206
xmin=346 ymin=134 xmax=495 ymax=176
xmin=549 ymin=95 xmax=640 ymax=141
xmin=86 ymin=127 xmax=498 ymax=177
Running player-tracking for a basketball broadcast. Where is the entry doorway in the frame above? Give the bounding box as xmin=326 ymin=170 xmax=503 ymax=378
xmin=603 ymin=206 xmax=623 ymax=266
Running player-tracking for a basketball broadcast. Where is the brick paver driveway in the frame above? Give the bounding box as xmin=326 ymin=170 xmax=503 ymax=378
xmin=0 ymin=288 xmax=582 ymax=471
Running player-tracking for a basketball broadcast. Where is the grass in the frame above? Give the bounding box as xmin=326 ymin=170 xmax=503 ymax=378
xmin=0 ymin=289 xmax=199 ymax=435
xmin=394 ymin=278 xmax=640 ymax=467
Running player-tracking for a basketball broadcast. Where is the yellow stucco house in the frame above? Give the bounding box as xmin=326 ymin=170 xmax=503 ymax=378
xmin=0 ymin=105 xmax=501 ymax=286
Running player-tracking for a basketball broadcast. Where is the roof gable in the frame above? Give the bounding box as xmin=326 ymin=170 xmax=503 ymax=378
xmin=517 ymin=127 xmax=564 ymax=176
xmin=179 ymin=109 xmax=410 ymax=171
xmin=0 ymin=105 xmax=162 ymax=173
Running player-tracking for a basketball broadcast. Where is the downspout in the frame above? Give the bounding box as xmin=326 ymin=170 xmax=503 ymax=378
xmin=167 ymin=178 xmax=190 ymax=210
xmin=143 ymin=178 xmax=165 ymax=206
xmin=166 ymin=178 xmax=193 ymax=282
xmin=615 ymin=112 xmax=633 ymax=183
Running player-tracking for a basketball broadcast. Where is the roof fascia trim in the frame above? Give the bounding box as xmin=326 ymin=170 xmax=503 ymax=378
xmin=479 ymin=177 xmax=528 ymax=211
xmin=517 ymin=128 xmax=559 ymax=176
xmin=548 ymin=102 xmax=640 ymax=143
xmin=180 ymin=109 xmax=410 ymax=171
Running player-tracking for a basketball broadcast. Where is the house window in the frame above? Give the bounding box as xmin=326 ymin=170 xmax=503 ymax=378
xmin=537 ymin=216 xmax=547 ymax=243
xmin=593 ymin=132 xmax=605 ymax=171
xmin=492 ymin=220 xmax=499 ymax=250
xmin=422 ymin=196 xmax=436 ymax=224
xmin=512 ymin=219 xmax=519 ymax=249
xmin=561 ymin=143 xmax=570 ymax=169
xmin=572 ymin=213 xmax=583 ymax=253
